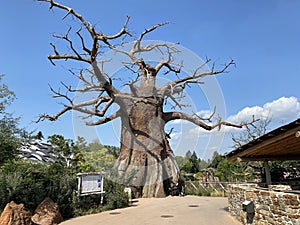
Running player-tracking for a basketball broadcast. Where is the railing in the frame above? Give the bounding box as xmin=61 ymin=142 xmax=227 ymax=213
xmin=184 ymin=180 xmax=300 ymax=196
xmin=184 ymin=181 xmax=256 ymax=195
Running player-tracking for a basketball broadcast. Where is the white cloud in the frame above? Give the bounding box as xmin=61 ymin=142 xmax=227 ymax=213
xmin=168 ymin=96 xmax=300 ymax=147
xmin=168 ymin=96 xmax=300 ymax=158
xmin=228 ymin=96 xmax=300 ymax=123
xmin=182 ymin=96 xmax=300 ymax=136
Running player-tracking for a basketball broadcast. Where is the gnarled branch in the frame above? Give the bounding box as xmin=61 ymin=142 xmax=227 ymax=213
xmin=163 ymin=111 xmax=259 ymax=131
xmin=86 ymin=110 xmax=121 ymax=126
xmin=158 ymin=59 xmax=235 ymax=98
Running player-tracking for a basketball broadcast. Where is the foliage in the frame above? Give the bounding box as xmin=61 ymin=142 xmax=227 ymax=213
xmin=209 ymin=152 xmax=224 ymax=169
xmin=215 ymin=158 xmax=251 ymax=182
xmin=176 ymin=151 xmax=257 ymax=183
xmin=77 ymin=139 xmax=116 ymax=172
xmin=184 ymin=183 xmax=226 ymax=197
xmin=46 ymin=163 xmax=77 ymax=219
xmin=83 ymin=147 xmax=115 ymax=172
xmin=0 ymin=74 xmax=127 ymax=217
xmin=0 ymin=139 xmax=127 ymax=219
xmin=176 ymin=151 xmax=209 ymax=176
xmin=0 ymin=160 xmax=77 ymax=218
xmin=268 ymin=161 xmax=300 ymax=183
xmin=74 ymin=178 xmax=128 ymax=216
xmin=103 ymin=179 xmax=128 ymax=210
xmin=0 ymin=74 xmax=15 ymax=114
xmin=0 ymin=75 xmax=25 ymax=165
xmin=0 ymin=116 xmax=22 ymax=165
xmin=176 ymin=153 xmax=213 ymax=184
xmin=48 ymin=134 xmax=89 ymax=172
xmin=175 ymin=156 xmax=189 ymax=171
xmin=104 ymin=145 xmax=120 ymax=158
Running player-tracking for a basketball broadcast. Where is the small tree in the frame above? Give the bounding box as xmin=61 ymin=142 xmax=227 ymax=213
xmin=0 ymin=74 xmax=23 ymax=165
xmin=37 ymin=0 xmax=256 ymax=197
xmin=82 ymin=140 xmax=116 ymax=172
xmin=48 ymin=134 xmax=87 ymax=172
xmin=230 ymin=116 xmax=273 ymax=182
xmin=231 ymin=116 xmax=271 ymax=148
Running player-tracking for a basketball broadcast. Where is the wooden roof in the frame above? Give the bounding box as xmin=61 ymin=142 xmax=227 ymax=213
xmin=226 ymin=118 xmax=300 ymax=162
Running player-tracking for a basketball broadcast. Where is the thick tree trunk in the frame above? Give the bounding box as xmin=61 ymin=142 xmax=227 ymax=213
xmin=114 ymin=97 xmax=179 ymax=197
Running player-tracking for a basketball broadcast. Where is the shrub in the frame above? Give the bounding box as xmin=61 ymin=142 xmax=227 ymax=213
xmin=0 ymin=160 xmax=76 ymax=218
xmin=0 ymin=160 xmax=129 ymax=219
xmin=104 ymin=179 xmax=128 ymax=210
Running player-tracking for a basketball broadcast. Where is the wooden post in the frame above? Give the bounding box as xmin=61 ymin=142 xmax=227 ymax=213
xmin=264 ymin=161 xmax=272 ymax=186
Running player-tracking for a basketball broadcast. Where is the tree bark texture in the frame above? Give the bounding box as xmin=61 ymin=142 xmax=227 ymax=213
xmin=115 ymin=96 xmax=179 ymax=197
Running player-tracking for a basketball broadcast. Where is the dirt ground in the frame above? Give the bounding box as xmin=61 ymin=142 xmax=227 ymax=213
xmin=60 ymin=196 xmax=241 ymax=225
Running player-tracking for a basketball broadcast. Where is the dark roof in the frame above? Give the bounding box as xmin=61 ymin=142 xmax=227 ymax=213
xmin=226 ymin=118 xmax=300 ymax=162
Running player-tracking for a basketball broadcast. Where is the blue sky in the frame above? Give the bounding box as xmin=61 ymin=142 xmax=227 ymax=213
xmin=1 ymin=0 xmax=299 ymax=159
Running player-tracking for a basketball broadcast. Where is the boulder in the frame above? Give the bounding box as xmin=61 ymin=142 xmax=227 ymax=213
xmin=0 ymin=201 xmax=33 ymax=225
xmin=31 ymin=197 xmax=63 ymax=225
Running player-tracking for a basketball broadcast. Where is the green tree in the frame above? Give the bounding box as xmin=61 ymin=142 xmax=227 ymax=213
xmin=0 ymin=117 xmax=22 ymax=165
xmin=48 ymin=134 xmax=88 ymax=172
xmin=209 ymin=151 xmax=224 ymax=169
xmin=0 ymin=75 xmax=23 ymax=165
xmin=175 ymin=156 xmax=189 ymax=171
xmin=182 ymin=160 xmax=193 ymax=174
xmin=0 ymin=74 xmax=15 ymax=114
xmin=185 ymin=150 xmax=192 ymax=160
xmin=104 ymin=145 xmax=120 ymax=158
xmin=216 ymin=158 xmax=249 ymax=182
xmin=198 ymin=159 xmax=209 ymax=170
xmin=0 ymin=160 xmax=77 ymax=218
xmin=83 ymin=141 xmax=116 ymax=172
xmin=190 ymin=151 xmax=199 ymax=173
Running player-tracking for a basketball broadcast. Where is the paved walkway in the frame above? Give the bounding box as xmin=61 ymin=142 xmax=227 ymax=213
xmin=60 ymin=196 xmax=241 ymax=225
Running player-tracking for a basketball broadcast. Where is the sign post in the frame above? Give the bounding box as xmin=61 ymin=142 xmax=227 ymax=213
xmin=77 ymin=172 xmax=105 ymax=204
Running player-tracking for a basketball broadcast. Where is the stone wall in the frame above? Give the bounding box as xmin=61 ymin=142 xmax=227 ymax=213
xmin=228 ymin=184 xmax=300 ymax=225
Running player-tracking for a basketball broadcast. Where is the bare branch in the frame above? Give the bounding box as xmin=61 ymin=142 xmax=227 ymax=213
xmin=48 ymin=84 xmax=72 ymax=104
xmin=163 ymin=112 xmax=259 ymax=131
xmin=48 ymin=54 xmax=91 ymax=63
xmin=76 ymin=28 xmax=91 ymax=55
xmin=154 ymin=44 xmax=181 ymax=74
xmin=193 ymin=107 xmax=216 ymax=122
xmin=159 ymin=59 xmax=235 ymax=97
xmin=166 ymin=127 xmax=174 ymax=139
xmin=94 ymin=97 xmax=114 ymax=116
xmin=37 ymin=106 xmax=71 ymax=122
xmin=86 ymin=110 xmax=121 ymax=126
xmin=52 ymin=27 xmax=84 ymax=59
xmin=38 ymin=0 xmax=96 ymax=38
xmin=134 ymin=22 xmax=169 ymax=51
xmin=104 ymin=16 xmax=131 ymax=40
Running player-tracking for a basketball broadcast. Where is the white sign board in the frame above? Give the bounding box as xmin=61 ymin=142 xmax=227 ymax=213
xmin=77 ymin=172 xmax=105 ymax=196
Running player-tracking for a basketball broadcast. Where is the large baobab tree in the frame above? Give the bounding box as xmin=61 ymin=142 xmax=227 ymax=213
xmin=38 ymin=0 xmax=256 ymax=197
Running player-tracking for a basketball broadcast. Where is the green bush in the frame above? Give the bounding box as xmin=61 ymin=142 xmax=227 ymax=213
xmin=0 ymin=160 xmax=76 ymax=218
xmin=104 ymin=179 xmax=128 ymax=210
xmin=0 ymin=160 xmax=129 ymax=219
xmin=184 ymin=187 xmax=213 ymax=196
xmin=46 ymin=163 xmax=77 ymax=219
xmin=0 ymin=160 xmax=46 ymax=211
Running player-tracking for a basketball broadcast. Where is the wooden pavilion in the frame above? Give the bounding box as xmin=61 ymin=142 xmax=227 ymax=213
xmin=226 ymin=118 xmax=300 ymax=185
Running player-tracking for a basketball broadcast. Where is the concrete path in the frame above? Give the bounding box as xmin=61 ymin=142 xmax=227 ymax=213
xmin=60 ymin=196 xmax=241 ymax=225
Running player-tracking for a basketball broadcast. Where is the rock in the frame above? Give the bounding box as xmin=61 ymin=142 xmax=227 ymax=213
xmin=0 ymin=201 xmax=33 ymax=225
xmin=31 ymin=197 xmax=63 ymax=225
